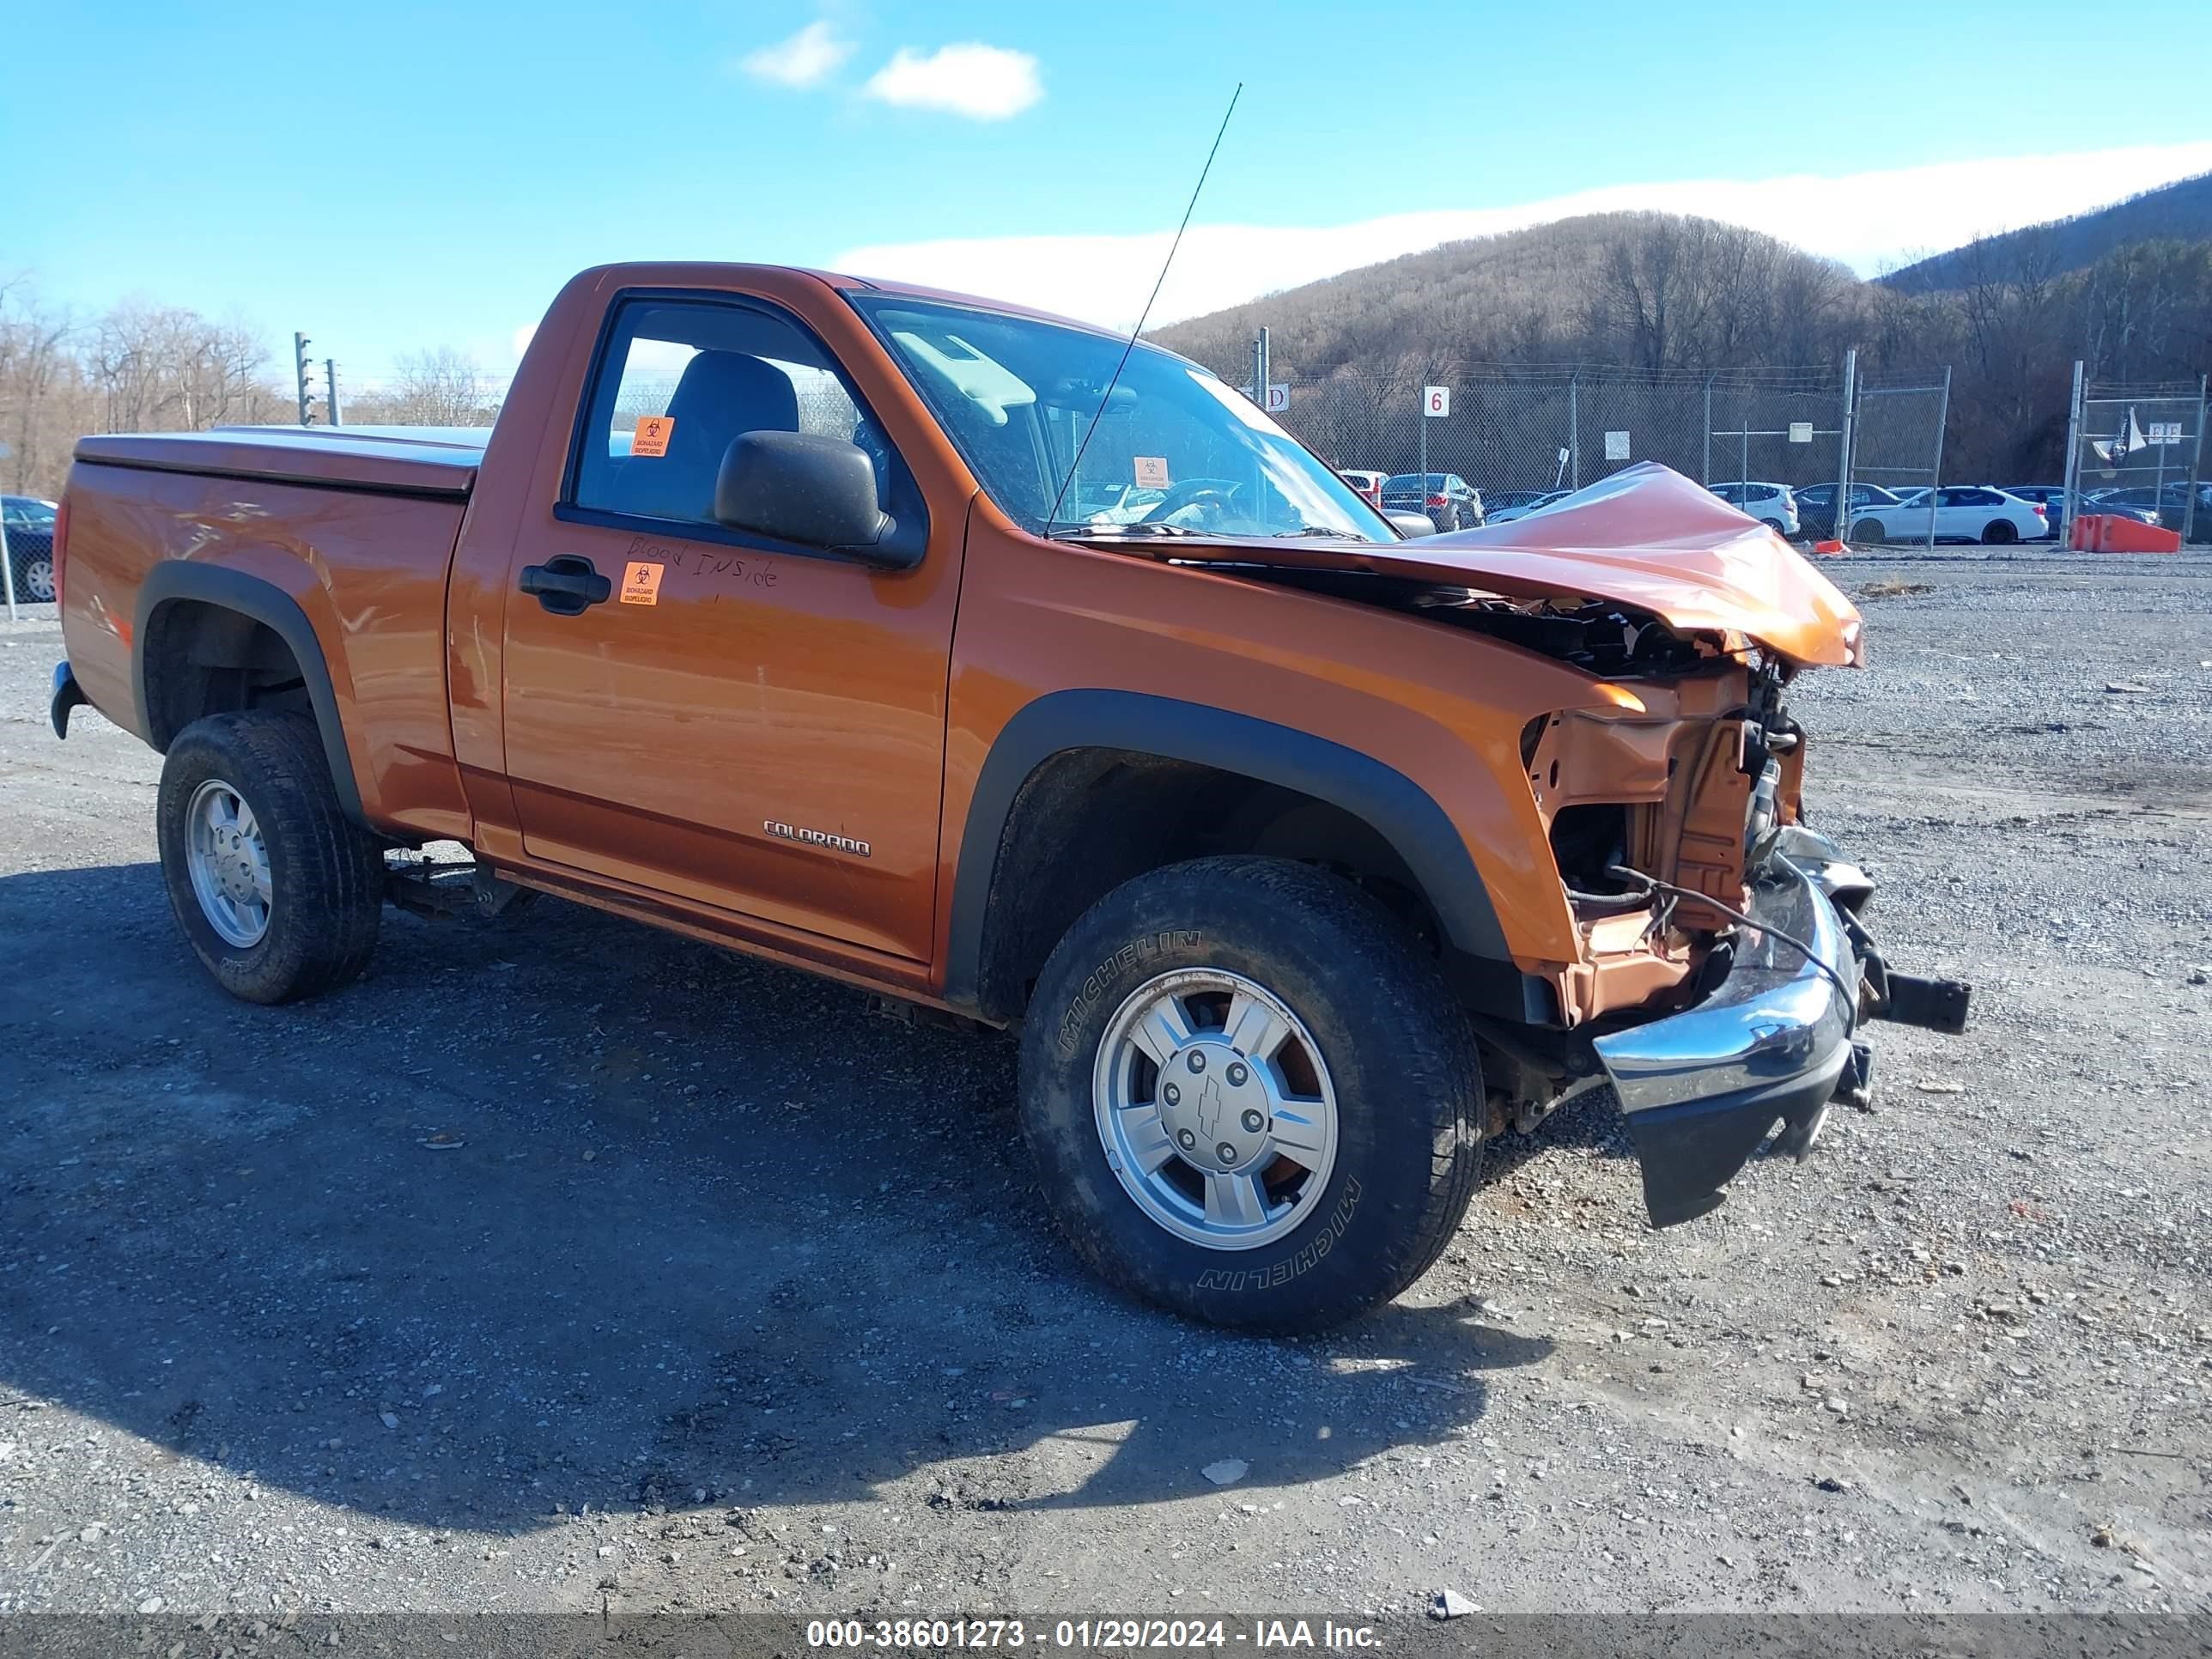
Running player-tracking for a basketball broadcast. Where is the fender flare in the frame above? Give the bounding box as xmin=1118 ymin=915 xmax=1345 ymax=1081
xmin=944 ymin=689 xmax=1515 ymax=1007
xmin=132 ymin=561 xmax=366 ymax=824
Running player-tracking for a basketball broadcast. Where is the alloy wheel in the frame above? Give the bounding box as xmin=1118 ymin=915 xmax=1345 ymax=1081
xmin=1091 ymin=967 xmax=1340 ymax=1250
xmin=185 ymin=778 xmax=272 ymax=947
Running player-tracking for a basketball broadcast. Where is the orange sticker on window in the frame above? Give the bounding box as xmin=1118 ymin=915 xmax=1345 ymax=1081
xmin=620 ymin=561 xmax=665 ymax=605
xmin=1133 ymin=455 xmax=1170 ymax=489
xmin=631 ymin=416 xmax=675 ymax=459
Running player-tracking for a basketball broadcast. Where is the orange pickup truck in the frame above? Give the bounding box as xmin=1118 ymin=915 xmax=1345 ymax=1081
xmin=48 ymin=262 xmax=1968 ymax=1332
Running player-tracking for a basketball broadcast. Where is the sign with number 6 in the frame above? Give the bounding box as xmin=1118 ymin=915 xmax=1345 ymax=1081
xmin=1424 ymin=386 xmax=1450 ymax=418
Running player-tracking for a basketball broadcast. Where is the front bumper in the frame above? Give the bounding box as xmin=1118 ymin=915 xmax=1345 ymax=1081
xmin=1593 ymin=828 xmax=1968 ymax=1227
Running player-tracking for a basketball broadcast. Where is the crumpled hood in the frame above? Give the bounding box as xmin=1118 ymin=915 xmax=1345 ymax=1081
xmin=1182 ymin=462 xmax=1866 ymax=668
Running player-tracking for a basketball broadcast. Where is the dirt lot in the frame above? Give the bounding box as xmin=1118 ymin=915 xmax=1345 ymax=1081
xmin=1 ymin=551 xmax=2207 ymax=1623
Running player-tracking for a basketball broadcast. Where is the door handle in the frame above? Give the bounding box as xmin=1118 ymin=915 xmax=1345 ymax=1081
xmin=519 ymin=554 xmax=611 ymax=616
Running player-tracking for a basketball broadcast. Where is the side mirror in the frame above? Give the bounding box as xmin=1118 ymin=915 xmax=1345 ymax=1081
xmin=713 ymin=431 xmax=919 ymax=568
xmin=1385 ymin=509 xmax=1439 ymax=538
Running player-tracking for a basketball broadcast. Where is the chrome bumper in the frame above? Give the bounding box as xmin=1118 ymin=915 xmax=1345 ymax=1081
xmin=1594 ymin=830 xmax=1922 ymax=1227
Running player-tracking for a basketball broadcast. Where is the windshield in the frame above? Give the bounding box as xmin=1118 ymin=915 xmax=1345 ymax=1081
xmin=851 ymin=296 xmax=1389 ymax=541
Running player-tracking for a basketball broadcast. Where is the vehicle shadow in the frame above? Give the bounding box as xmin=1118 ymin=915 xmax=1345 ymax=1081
xmin=0 ymin=863 xmax=1552 ymax=1536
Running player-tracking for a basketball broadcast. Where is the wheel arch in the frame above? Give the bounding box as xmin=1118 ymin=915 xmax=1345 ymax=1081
xmin=132 ymin=562 xmax=365 ymax=824
xmin=945 ymin=690 xmax=1528 ymax=1025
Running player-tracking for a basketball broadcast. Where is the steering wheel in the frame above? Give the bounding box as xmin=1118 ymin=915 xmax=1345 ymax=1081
xmin=1139 ymin=477 xmax=1241 ymax=526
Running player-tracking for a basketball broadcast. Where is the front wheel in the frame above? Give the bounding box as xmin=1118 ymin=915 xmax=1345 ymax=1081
xmin=1852 ymin=518 xmax=1887 ymax=544
xmin=156 ymin=711 xmax=384 ymax=1004
xmin=12 ymin=554 xmax=55 ymax=604
xmin=1018 ymin=856 xmax=1484 ymax=1334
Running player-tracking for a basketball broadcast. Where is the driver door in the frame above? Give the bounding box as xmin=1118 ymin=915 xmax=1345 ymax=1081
xmin=497 ymin=289 xmax=958 ymax=963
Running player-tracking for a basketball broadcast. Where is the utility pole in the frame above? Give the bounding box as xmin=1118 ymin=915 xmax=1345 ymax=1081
xmin=2058 ymin=360 xmax=2084 ymax=548
xmin=325 ymin=358 xmax=341 ymax=427
xmin=1835 ymin=349 xmax=1856 ymax=541
xmin=294 ymin=332 xmax=316 ymax=426
xmin=1418 ymin=383 xmax=1428 ymax=499
xmin=2184 ymin=373 xmax=2207 ymax=545
xmin=1925 ymin=365 xmax=1952 ymax=554
xmin=1567 ymin=376 xmax=1579 ymax=490
xmin=1255 ymin=327 xmax=1271 ymax=513
xmin=1702 ymin=375 xmax=1713 ymax=484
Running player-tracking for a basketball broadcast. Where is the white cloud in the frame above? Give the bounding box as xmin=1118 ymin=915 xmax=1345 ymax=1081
xmin=832 ymin=141 xmax=2212 ymax=331
xmin=738 ymin=20 xmax=854 ymax=89
xmin=861 ymin=43 xmax=1042 ymax=120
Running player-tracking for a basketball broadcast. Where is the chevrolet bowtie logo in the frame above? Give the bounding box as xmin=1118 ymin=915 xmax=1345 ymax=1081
xmin=1194 ymin=1074 xmax=1225 ymax=1139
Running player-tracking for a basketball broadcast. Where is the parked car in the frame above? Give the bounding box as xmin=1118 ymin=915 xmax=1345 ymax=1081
xmin=47 ymin=262 xmax=1968 ymax=1333
xmin=1486 ymin=489 xmax=1569 ymax=524
xmin=1853 ymin=486 xmax=2045 ymax=545
xmin=3 ymin=495 xmax=58 ymax=604
xmin=1380 ymin=471 xmax=1483 ymax=532
xmin=1337 ymin=469 xmax=1386 ymax=507
xmin=2001 ymin=485 xmax=2159 ymax=539
xmin=2087 ymin=482 xmax=2210 ymax=528
xmin=1706 ymin=481 xmax=1800 ymax=537
xmin=1794 ymin=483 xmax=1902 ymax=540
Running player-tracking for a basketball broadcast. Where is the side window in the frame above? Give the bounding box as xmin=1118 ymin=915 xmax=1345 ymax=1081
xmin=569 ymin=295 xmax=894 ymax=532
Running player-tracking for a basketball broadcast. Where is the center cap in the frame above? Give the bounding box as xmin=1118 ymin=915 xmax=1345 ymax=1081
xmin=1158 ymin=1040 xmax=1271 ymax=1170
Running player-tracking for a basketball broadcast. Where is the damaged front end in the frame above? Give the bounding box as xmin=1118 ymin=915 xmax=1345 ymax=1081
xmin=1156 ymin=462 xmax=1971 ymax=1226
xmin=1519 ymin=663 xmax=1973 ymax=1228
xmin=1593 ymin=824 xmax=1969 ymax=1226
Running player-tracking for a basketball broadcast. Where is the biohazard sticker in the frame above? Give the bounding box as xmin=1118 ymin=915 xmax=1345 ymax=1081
xmin=620 ymin=561 xmax=665 ymax=605
xmin=631 ymin=416 xmax=675 ymax=459
xmin=1133 ymin=455 xmax=1170 ymax=489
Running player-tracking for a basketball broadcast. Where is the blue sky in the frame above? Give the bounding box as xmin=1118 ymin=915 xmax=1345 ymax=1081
xmin=8 ymin=0 xmax=2211 ymax=386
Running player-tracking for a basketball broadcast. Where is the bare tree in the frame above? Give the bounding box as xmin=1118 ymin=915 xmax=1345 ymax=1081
xmin=381 ymin=348 xmax=495 ymax=426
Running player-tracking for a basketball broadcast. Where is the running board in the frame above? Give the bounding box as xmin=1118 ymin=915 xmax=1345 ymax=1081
xmin=383 ymin=856 xmax=531 ymax=921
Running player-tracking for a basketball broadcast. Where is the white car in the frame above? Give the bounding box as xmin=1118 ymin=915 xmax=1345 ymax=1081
xmin=1853 ymin=485 xmax=2046 ymax=546
xmin=1708 ymin=481 xmax=1800 ymax=537
xmin=1337 ymin=469 xmax=1386 ymax=507
xmin=1486 ymin=489 xmax=1569 ymax=524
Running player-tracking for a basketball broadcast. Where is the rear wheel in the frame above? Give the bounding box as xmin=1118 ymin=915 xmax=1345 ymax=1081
xmin=1982 ymin=519 xmax=2018 ymax=545
xmin=1018 ymin=856 xmax=1484 ymax=1334
xmin=1759 ymin=517 xmax=1786 ymax=533
xmin=1851 ymin=518 xmax=1887 ymax=544
xmin=156 ymin=711 xmax=383 ymax=1004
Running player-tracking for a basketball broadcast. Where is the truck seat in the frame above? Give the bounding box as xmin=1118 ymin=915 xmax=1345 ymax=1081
xmin=610 ymin=351 xmax=799 ymax=523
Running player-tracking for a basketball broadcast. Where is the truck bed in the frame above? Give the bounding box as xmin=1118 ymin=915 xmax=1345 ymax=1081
xmin=73 ymin=425 xmax=484 ymax=499
xmin=60 ymin=428 xmax=480 ymax=842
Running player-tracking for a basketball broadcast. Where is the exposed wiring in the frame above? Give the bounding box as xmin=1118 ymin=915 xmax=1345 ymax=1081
xmin=1603 ymin=865 xmax=1860 ymax=1012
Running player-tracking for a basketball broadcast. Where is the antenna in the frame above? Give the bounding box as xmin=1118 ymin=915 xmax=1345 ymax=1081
xmin=1044 ymin=82 xmax=1243 ymax=533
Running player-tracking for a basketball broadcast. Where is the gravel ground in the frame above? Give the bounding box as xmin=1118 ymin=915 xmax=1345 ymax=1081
xmin=1 ymin=551 xmax=2207 ymax=1623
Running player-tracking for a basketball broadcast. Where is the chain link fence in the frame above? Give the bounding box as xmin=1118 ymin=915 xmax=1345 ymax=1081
xmin=1259 ymin=366 xmax=1858 ymax=496
xmin=1243 ymin=360 xmax=1952 ymax=544
xmin=2060 ymin=373 xmax=2209 ymax=545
